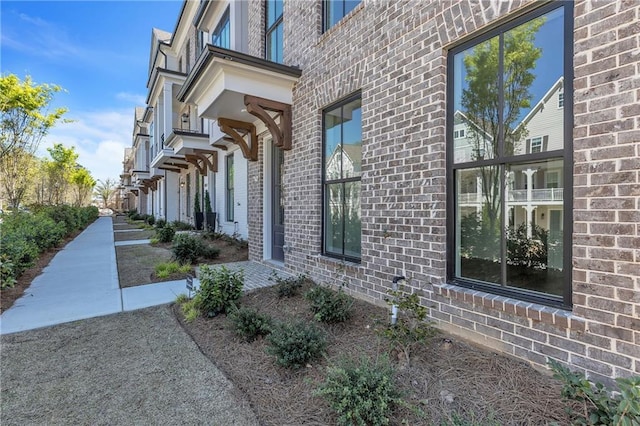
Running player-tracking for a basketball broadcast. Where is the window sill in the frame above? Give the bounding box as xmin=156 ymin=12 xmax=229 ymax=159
xmin=314 ymin=253 xmax=362 ymax=270
xmin=433 ymin=283 xmax=585 ymax=332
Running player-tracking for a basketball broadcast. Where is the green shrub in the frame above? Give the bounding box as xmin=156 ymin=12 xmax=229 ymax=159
xmin=172 ymin=220 xmax=194 ymax=231
xmin=127 ymin=209 xmax=138 ymax=218
xmin=145 ymin=215 xmax=155 ymax=226
xmin=228 ymin=307 xmax=273 ymax=341
xmin=549 ymin=359 xmax=640 ymax=426
xmin=202 ymin=245 xmax=221 ymax=260
xmin=305 ymin=285 xmax=353 ymax=323
xmin=155 ymin=261 xmax=191 ymax=279
xmin=0 ymin=254 xmax=17 ymax=288
xmin=155 ymin=218 xmax=167 ymax=228
xmin=195 ymin=265 xmax=244 ymax=317
xmin=270 ymin=272 xmax=306 ymax=298
xmin=266 ymin=320 xmax=327 ymax=368
xmin=377 ymin=290 xmax=438 ymax=364
xmin=156 ymin=226 xmax=176 ymax=243
xmin=315 ymin=356 xmax=402 ymax=426
xmin=172 ymin=233 xmax=204 ymax=264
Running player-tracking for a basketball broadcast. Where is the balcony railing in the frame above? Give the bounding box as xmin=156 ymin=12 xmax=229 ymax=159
xmin=509 ymin=188 xmax=563 ymax=202
xmin=458 ymin=188 xmax=564 ymax=204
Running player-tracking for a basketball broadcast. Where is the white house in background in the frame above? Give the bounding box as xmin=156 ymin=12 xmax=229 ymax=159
xmin=456 ymin=78 xmax=564 ymax=251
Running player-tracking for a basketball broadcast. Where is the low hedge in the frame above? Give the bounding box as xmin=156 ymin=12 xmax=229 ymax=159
xmin=0 ymin=205 xmax=99 ymax=288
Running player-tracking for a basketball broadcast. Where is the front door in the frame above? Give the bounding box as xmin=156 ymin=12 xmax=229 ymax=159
xmin=272 ymin=145 xmax=285 ymax=261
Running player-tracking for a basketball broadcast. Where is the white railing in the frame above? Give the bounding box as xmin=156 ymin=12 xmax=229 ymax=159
xmin=458 ymin=188 xmax=563 ymax=204
xmin=509 ymin=188 xmax=563 ymax=202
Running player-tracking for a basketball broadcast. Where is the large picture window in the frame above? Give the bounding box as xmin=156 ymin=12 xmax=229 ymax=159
xmin=226 ymin=154 xmax=234 ymax=222
xmin=265 ymin=0 xmax=283 ymax=63
xmin=323 ymin=0 xmax=361 ymax=32
xmin=447 ymin=3 xmax=572 ymax=308
xmin=323 ymin=93 xmax=362 ymax=261
xmin=212 ymin=8 xmax=230 ymax=49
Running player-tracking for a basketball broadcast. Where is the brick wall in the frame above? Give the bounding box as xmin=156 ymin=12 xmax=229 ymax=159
xmin=571 ymin=0 xmax=640 ymax=381
xmin=244 ymin=0 xmax=639 ymax=382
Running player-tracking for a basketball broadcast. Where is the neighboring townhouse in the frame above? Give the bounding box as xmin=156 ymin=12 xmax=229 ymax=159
xmin=119 ymin=147 xmax=135 ymax=212
xmin=123 ymin=0 xmax=639 ymax=383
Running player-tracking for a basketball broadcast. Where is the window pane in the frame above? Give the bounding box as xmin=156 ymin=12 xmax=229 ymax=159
xmin=504 ymin=8 xmax=564 ymax=156
xmin=324 ymin=106 xmax=343 ymax=180
xmin=455 ymin=166 xmax=502 ymax=284
xmin=267 ymin=23 xmax=283 ymax=63
xmin=506 ymin=159 xmax=563 ymax=295
xmin=341 ymin=98 xmax=362 ymax=178
xmin=324 ymin=0 xmax=361 ymax=31
xmin=452 ymin=37 xmax=499 ymax=163
xmin=212 ymin=10 xmax=230 ymax=49
xmin=266 ymin=0 xmax=283 ymax=27
xmin=344 ymin=181 xmax=361 ymax=258
xmin=325 ymin=183 xmax=343 ymax=255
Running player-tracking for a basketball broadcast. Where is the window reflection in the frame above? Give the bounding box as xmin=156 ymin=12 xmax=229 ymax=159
xmin=450 ymin=5 xmax=568 ymax=301
xmin=323 ymin=95 xmax=362 ymax=260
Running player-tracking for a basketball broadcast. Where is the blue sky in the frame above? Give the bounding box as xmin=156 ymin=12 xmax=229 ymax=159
xmin=1 ymin=0 xmax=183 ymax=182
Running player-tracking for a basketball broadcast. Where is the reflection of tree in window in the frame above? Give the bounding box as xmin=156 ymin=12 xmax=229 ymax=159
xmin=460 ymin=17 xmax=544 ymax=235
xmin=323 ymin=95 xmax=361 ymax=260
xmin=450 ymin=4 xmax=569 ymax=303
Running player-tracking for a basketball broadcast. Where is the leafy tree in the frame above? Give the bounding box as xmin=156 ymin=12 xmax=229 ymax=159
xmin=94 ymin=178 xmax=117 ymax=208
xmin=45 ymin=143 xmax=78 ymax=205
xmin=460 ymin=18 xmax=543 ymax=235
xmin=0 ymin=151 xmax=38 ymax=209
xmin=70 ymin=167 xmax=96 ymax=207
xmin=0 ymin=74 xmax=68 ymax=208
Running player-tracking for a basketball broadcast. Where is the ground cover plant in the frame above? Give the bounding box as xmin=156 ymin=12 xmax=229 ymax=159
xmin=174 ymin=279 xmax=579 ymax=425
xmin=154 ymin=261 xmax=191 ymax=279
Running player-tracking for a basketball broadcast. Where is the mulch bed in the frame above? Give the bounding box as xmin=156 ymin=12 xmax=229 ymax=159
xmin=175 ymin=281 xmax=573 ymax=426
xmin=0 ymin=230 xmax=81 ymax=314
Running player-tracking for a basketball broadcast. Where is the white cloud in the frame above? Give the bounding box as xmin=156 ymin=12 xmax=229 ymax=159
xmin=116 ymin=92 xmax=146 ymax=106
xmin=38 ymin=109 xmax=134 ymax=183
xmin=1 ymin=12 xmax=81 ymax=60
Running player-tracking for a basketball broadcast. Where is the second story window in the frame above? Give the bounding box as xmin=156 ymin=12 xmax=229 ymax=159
xmin=212 ymin=8 xmax=230 ymax=49
xmin=323 ymin=0 xmax=361 ymax=32
xmin=265 ymin=0 xmax=283 ymax=63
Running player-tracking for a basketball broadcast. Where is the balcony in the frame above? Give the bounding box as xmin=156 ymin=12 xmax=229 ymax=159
xmin=165 ymin=128 xmax=210 ymax=155
xmin=178 ymin=45 xmax=301 ymax=160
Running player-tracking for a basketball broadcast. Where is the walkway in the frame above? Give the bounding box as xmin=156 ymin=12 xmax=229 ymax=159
xmin=0 ymin=217 xmax=289 ymax=335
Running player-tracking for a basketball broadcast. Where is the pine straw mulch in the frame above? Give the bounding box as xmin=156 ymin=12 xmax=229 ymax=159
xmin=175 ymin=281 xmax=573 ymax=426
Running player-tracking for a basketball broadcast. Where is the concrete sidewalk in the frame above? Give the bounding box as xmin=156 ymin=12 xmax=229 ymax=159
xmin=0 ymin=217 xmax=289 ymax=335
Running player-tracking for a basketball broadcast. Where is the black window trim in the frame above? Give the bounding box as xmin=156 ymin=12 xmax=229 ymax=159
xmin=265 ymin=0 xmax=284 ymax=63
xmin=445 ymin=1 xmax=573 ymax=310
xmin=321 ymin=90 xmax=362 ymax=263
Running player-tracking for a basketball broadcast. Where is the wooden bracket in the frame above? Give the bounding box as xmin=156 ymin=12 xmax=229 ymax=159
xmin=139 ymin=186 xmax=148 ymax=195
xmin=218 ymin=118 xmax=258 ymax=161
xmin=244 ymin=95 xmax=292 ymax=150
xmin=194 ymin=150 xmax=218 ymax=173
xmin=185 ymin=154 xmax=206 ymax=175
